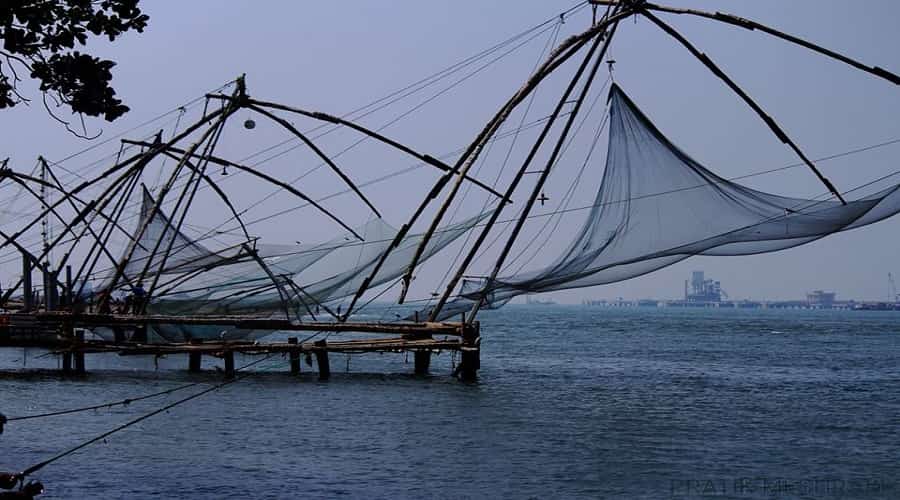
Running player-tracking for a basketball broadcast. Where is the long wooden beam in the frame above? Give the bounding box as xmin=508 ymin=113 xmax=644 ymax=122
xmin=123 ymin=140 xmax=363 ymax=241
xmin=589 ymin=1 xmax=900 ymax=86
xmin=30 ymin=311 xmax=465 ymax=336
xmin=231 ymin=96 xmax=508 ymax=200
xmin=244 ymin=103 xmax=382 ymax=218
xmin=467 ymin=11 xmax=622 ymax=322
xmin=639 ymin=9 xmax=846 ymax=204
xmin=400 ymin=8 xmax=637 ymax=306
xmin=341 ymin=9 xmax=637 ymax=319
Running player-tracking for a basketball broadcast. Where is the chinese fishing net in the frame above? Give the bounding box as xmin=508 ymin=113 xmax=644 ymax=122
xmin=429 ymin=84 xmax=900 ymax=320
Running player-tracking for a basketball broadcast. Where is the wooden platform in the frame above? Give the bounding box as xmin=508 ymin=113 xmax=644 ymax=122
xmin=0 ymin=310 xmax=481 ymax=380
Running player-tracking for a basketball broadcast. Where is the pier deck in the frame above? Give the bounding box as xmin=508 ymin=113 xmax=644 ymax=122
xmin=0 ymin=311 xmax=481 ymax=380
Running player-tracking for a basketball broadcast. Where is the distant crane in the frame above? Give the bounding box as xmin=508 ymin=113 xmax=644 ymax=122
xmin=889 ymin=272 xmax=898 ymax=302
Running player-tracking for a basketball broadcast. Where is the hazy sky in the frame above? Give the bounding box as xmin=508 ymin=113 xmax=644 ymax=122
xmin=2 ymin=1 xmax=899 ymax=303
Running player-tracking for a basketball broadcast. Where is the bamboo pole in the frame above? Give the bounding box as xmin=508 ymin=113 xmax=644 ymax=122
xmin=468 ymin=14 xmax=621 ymax=322
xmin=244 ymin=103 xmax=381 ymax=218
xmin=398 ymin=9 xmax=636 ymax=304
xmin=241 ymin=243 xmax=293 ymax=320
xmin=154 ymin=151 xmax=252 ymax=244
xmin=123 ymin=140 xmax=363 ymax=241
xmin=343 ymin=9 xmax=637 ymax=318
xmin=639 ymin=9 xmax=847 ymax=204
xmin=103 ymin=89 xmax=242 ymax=310
xmin=430 ymin=13 xmax=619 ymax=321
xmin=589 ymin=1 xmax=900 ymax=86
xmin=235 ymin=97 xmax=507 ymax=200
xmin=0 ymin=105 xmax=233 ymax=307
xmin=73 ymin=168 xmax=143 ymax=300
xmin=141 ymin=106 xmax=234 ymax=306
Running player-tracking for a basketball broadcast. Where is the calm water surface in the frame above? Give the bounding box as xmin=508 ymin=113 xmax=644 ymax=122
xmin=1 ymin=306 xmax=899 ymax=499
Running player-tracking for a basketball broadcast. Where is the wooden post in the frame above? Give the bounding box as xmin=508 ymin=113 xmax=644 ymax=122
xmin=414 ymin=349 xmax=431 ymax=376
xmin=189 ymin=339 xmax=202 ymax=372
xmin=42 ymin=266 xmax=50 ymax=311
xmin=74 ymin=329 xmax=85 ymax=375
xmin=49 ymin=270 xmax=59 ymax=311
xmin=314 ymin=340 xmax=330 ymax=381
xmin=61 ymin=351 xmax=72 ymax=374
xmin=65 ymin=265 xmax=73 ymax=307
xmin=288 ymin=337 xmax=301 ymax=374
xmin=223 ymin=351 xmax=235 ymax=379
xmin=22 ymin=254 xmax=32 ymax=312
xmin=457 ymin=321 xmax=480 ymax=381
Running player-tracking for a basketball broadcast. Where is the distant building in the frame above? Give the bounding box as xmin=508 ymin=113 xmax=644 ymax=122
xmin=807 ymin=290 xmax=836 ymax=308
xmin=685 ymin=270 xmax=723 ymax=303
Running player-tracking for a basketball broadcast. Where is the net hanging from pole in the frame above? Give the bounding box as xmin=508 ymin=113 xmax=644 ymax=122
xmin=96 ymin=187 xmax=493 ymax=341
xmin=428 ymin=84 xmax=900 ymax=320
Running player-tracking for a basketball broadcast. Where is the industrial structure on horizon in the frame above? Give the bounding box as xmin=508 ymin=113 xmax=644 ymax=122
xmin=684 ymin=271 xmax=724 ymax=303
xmin=583 ymin=270 xmax=899 ymax=311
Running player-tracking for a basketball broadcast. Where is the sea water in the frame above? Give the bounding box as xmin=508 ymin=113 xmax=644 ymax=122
xmin=1 ymin=306 xmax=898 ymax=499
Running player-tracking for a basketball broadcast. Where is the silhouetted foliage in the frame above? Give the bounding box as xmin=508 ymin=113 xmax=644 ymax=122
xmin=0 ymin=0 xmax=149 ymax=127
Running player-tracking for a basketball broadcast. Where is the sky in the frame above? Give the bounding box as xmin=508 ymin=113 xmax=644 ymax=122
xmin=1 ymin=1 xmax=899 ymax=304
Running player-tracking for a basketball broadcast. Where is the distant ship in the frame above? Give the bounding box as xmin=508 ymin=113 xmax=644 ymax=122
xmin=525 ymin=295 xmax=556 ymax=306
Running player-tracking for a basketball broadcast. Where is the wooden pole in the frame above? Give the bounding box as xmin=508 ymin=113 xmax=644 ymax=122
xmin=241 ymin=244 xmax=293 ymax=320
xmin=343 ymin=9 xmax=637 ymax=318
xmin=74 ymin=329 xmax=85 ymax=375
xmin=223 ymin=351 xmax=235 ymax=379
xmin=288 ymin=337 xmax=301 ymax=374
xmin=188 ymin=339 xmax=202 ymax=372
xmin=123 ymin=141 xmax=363 ymax=241
xmin=22 ymin=253 xmax=32 ymax=312
xmin=189 ymin=352 xmax=202 ymax=372
xmin=413 ymin=349 xmax=431 ymax=376
xmin=61 ymin=351 xmax=72 ymax=374
xmin=588 ymin=1 xmax=900 ymax=86
xmin=469 ymin=11 xmax=621 ymax=321
xmin=238 ymin=97 xmax=506 ymax=199
xmin=398 ymin=9 xmax=635 ymax=305
xmin=65 ymin=265 xmax=73 ymax=307
xmin=100 ymin=101 xmax=238 ymax=310
xmin=457 ymin=321 xmax=480 ymax=381
xmin=314 ymin=340 xmax=330 ymax=381
xmin=139 ymin=113 xmax=234 ymax=308
xmin=430 ymin=15 xmax=615 ymax=321
xmin=639 ymin=9 xmax=847 ymax=204
xmin=245 ymin=103 xmax=381 ymax=218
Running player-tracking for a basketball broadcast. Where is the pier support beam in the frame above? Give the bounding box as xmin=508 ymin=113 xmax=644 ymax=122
xmin=61 ymin=351 xmax=72 ymax=374
xmin=288 ymin=337 xmax=300 ymax=375
xmin=223 ymin=351 xmax=235 ymax=379
xmin=189 ymin=352 xmax=202 ymax=372
xmin=74 ymin=330 xmax=85 ymax=375
xmin=414 ymin=349 xmax=431 ymax=376
xmin=188 ymin=339 xmax=202 ymax=372
xmin=456 ymin=321 xmax=481 ymax=382
xmin=22 ymin=254 xmax=32 ymax=312
xmin=314 ymin=340 xmax=330 ymax=381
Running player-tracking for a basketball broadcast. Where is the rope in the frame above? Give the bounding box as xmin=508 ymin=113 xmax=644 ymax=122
xmin=6 ymin=383 xmax=198 ymax=422
xmin=19 ymin=353 xmax=277 ymax=477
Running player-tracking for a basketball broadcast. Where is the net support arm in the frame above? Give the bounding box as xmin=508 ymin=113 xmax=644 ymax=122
xmin=468 ymin=14 xmax=621 ymax=322
xmin=242 ymin=243 xmax=294 ymax=321
xmin=120 ymin=143 xmax=253 ymax=244
xmin=639 ymin=9 xmax=847 ymax=204
xmin=399 ymin=8 xmax=638 ymax=305
xmin=233 ymin=97 xmax=508 ymax=201
xmin=122 ymin=140 xmax=364 ymax=241
xmin=590 ymin=1 xmax=900 ymax=86
xmin=430 ymin=19 xmax=617 ymax=321
xmin=241 ymin=103 xmax=381 ymax=218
